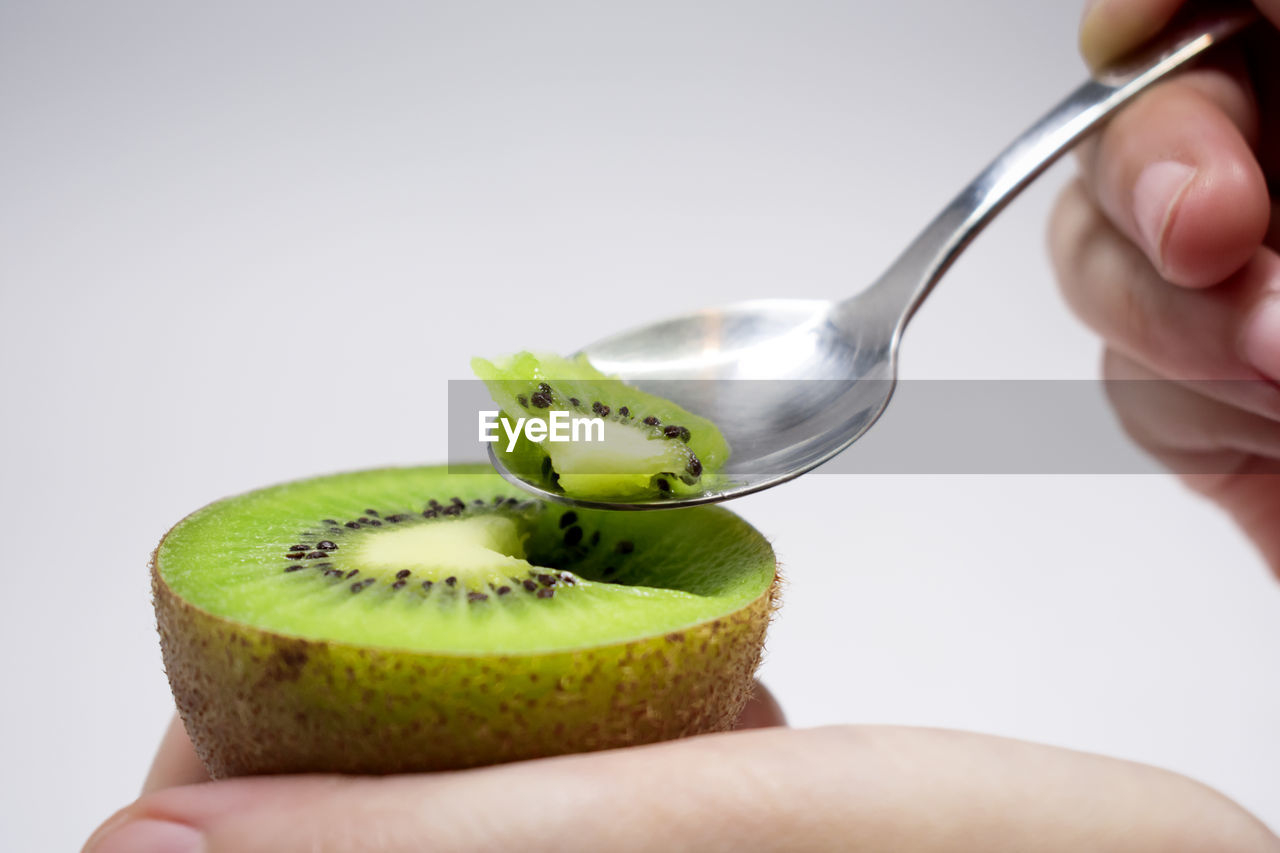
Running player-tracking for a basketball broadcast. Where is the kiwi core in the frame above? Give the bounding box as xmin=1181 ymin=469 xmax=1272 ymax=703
xmin=355 ymin=516 xmax=531 ymax=580
xmin=549 ymin=419 xmax=678 ymax=496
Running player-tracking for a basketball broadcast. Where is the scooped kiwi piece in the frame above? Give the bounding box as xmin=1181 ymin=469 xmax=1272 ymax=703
xmin=472 ymin=351 xmax=730 ymax=500
xmin=153 ymin=464 xmax=776 ymax=777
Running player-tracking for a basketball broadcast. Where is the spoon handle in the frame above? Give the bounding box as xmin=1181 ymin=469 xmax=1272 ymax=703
xmin=846 ymin=2 xmax=1259 ymax=332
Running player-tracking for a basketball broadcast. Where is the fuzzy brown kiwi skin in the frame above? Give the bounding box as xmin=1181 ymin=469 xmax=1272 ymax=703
xmin=151 ymin=539 xmax=779 ymax=778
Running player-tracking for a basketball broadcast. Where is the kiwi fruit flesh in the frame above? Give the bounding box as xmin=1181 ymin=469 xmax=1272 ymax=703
xmin=472 ymin=352 xmax=730 ymax=500
xmin=153 ymin=464 xmax=776 ymax=777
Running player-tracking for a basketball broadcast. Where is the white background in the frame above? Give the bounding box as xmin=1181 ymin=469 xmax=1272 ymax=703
xmin=3 ymin=1 xmax=1277 ymax=849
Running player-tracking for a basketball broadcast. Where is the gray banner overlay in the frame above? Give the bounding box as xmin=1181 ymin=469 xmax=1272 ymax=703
xmin=448 ymin=379 xmax=1278 ymax=476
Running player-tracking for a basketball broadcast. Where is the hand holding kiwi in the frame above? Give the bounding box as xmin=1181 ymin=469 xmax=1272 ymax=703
xmin=82 ymin=0 xmax=1280 ymax=838
xmin=85 ymin=376 xmax=1274 ymax=852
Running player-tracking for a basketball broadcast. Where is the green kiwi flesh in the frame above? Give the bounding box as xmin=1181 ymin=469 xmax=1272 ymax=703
xmin=472 ymin=352 xmax=730 ymax=500
xmin=153 ymin=464 xmax=776 ymax=776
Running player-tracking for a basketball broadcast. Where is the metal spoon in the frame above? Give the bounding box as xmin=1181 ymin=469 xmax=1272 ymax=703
xmin=490 ymin=3 xmax=1259 ymax=510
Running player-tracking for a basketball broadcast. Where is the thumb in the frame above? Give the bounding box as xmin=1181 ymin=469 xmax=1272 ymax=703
xmin=85 ymin=725 xmax=1278 ymax=853
xmin=1080 ymin=0 xmax=1280 ymax=71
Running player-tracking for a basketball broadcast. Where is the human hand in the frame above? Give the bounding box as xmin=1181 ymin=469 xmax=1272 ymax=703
xmin=83 ymin=683 xmax=1277 ymax=852
xmin=1054 ymin=0 xmax=1280 ymax=574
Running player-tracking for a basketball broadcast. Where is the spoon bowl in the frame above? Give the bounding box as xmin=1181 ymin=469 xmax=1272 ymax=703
xmin=488 ymin=295 xmax=902 ymax=509
xmin=583 ymin=298 xmax=897 ymax=498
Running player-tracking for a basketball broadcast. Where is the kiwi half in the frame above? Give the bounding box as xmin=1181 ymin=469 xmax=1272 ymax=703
xmin=153 ymin=464 xmax=777 ymax=777
xmin=472 ymin=352 xmax=730 ymax=500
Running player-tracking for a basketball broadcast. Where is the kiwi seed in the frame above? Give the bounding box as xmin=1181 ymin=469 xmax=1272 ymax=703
xmin=663 ymin=425 xmax=692 ymax=442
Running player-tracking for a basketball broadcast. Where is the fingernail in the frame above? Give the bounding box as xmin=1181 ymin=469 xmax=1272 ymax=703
xmin=1133 ymin=161 xmax=1196 ymax=269
xmin=87 ymin=818 xmax=203 ymax=853
xmin=1242 ymin=297 xmax=1280 ymax=381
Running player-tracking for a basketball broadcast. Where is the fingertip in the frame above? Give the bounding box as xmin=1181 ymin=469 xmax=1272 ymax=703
xmin=142 ymin=714 xmax=210 ymax=795
xmin=86 ymin=818 xmax=203 ymax=853
xmin=1079 ymin=4 xmax=1129 ymax=72
xmin=1087 ymin=75 xmax=1266 ymax=289
xmin=82 ymin=807 xmax=133 ymax=853
xmin=734 ymin=679 xmax=786 ymax=729
xmin=1080 ymin=0 xmax=1182 ymax=71
xmin=1160 ymin=155 xmax=1270 ymax=287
